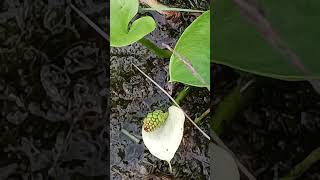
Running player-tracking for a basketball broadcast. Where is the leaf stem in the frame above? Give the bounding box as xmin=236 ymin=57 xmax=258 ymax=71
xmin=210 ymin=79 xmax=257 ymax=180
xmin=141 ymin=7 xmax=204 ymax=13
xmin=211 ymin=86 xmax=244 ymax=135
xmin=195 ymin=108 xmax=210 ymax=124
xmin=280 ymin=147 xmax=320 ymax=180
xmin=168 ymin=161 xmax=173 ymax=173
xmin=138 ymin=38 xmax=172 ymax=58
xmin=174 ymin=86 xmax=191 ymax=105
xmin=140 ymin=0 xmax=178 ymax=16
xmin=212 ymin=79 xmax=255 ymax=135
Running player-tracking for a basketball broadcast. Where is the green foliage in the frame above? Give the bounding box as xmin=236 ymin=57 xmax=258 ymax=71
xmin=211 ymin=87 xmax=245 ymax=135
xmin=213 ymin=0 xmax=320 ymax=81
xmin=110 ymin=0 xmax=156 ymax=47
xmin=170 ymin=11 xmax=210 ymax=88
xmin=110 ymin=0 xmax=210 ymax=88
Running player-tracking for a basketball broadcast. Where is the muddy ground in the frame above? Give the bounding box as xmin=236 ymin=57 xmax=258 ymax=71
xmin=2 ymin=1 xmax=316 ymax=180
xmin=110 ymin=0 xmax=211 ymax=179
xmin=0 ymin=1 xmax=109 ymax=179
xmin=213 ymin=65 xmax=320 ymax=180
xmin=0 ymin=0 xmax=212 ymax=180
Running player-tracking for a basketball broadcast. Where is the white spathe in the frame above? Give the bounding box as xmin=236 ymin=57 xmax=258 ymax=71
xmin=210 ymin=143 xmax=240 ymax=180
xmin=142 ymin=106 xmax=185 ymax=162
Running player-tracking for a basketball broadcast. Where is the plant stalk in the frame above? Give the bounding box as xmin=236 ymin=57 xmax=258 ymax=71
xmin=211 ymin=79 xmax=255 ymax=135
xmin=138 ymin=38 xmax=172 ymax=58
xmin=210 ymin=79 xmax=257 ymax=180
xmin=168 ymin=161 xmax=173 ymax=173
xmin=211 ymin=86 xmax=245 ymax=135
xmin=174 ymin=86 xmax=191 ymax=105
xmin=280 ymin=147 xmax=320 ymax=180
xmin=195 ymin=108 xmax=210 ymax=124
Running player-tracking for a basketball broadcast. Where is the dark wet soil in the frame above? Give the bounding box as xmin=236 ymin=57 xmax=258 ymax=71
xmin=0 ymin=1 xmax=108 ymax=179
xmin=110 ymin=0 xmax=210 ymax=179
xmin=213 ymin=65 xmax=320 ymax=180
xmin=110 ymin=43 xmax=211 ymax=179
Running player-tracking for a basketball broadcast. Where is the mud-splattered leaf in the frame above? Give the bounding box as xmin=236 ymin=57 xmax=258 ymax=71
xmin=210 ymin=143 xmax=240 ymax=180
xmin=169 ymin=10 xmax=210 ymax=88
xmin=110 ymin=0 xmax=156 ymax=47
xmin=142 ymin=106 xmax=185 ymax=166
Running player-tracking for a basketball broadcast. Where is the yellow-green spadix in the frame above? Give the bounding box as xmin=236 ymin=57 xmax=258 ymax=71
xmin=142 ymin=106 xmax=185 ymax=173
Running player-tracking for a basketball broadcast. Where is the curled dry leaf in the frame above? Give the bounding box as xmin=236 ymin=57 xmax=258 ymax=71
xmin=142 ymin=106 xmax=185 ymax=172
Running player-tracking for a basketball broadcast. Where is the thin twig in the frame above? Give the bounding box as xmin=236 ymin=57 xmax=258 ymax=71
xmin=141 ymin=7 xmax=204 ymax=13
xmin=132 ymin=64 xmax=210 ymax=140
xmin=121 ymin=129 xmax=141 ymax=143
xmin=70 ymin=3 xmax=109 ymax=41
xmin=240 ymin=79 xmax=255 ymax=93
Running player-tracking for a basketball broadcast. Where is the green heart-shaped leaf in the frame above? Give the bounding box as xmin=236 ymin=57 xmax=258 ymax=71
xmin=169 ymin=11 xmax=210 ymax=88
xmin=111 ymin=0 xmax=156 ymax=47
